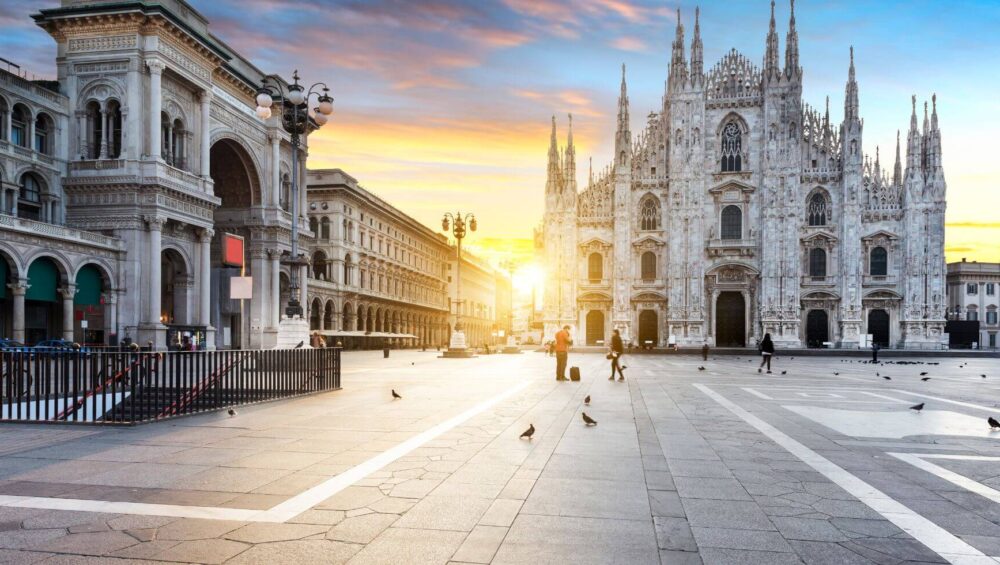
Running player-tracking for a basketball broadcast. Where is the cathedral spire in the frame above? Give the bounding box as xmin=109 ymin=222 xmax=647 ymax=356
xmin=564 ymin=113 xmax=576 ymax=196
xmin=669 ymin=8 xmax=688 ymax=90
xmin=931 ymin=93 xmax=938 ymax=131
xmin=546 ymin=115 xmax=561 ymax=194
xmin=893 ymin=130 xmax=902 ymax=186
xmin=874 ymin=145 xmax=881 ymax=176
xmin=588 ymin=156 xmax=593 ymax=187
xmin=844 ymin=46 xmax=859 ymax=123
xmin=922 ymin=100 xmax=929 ymax=136
xmin=906 ymin=95 xmax=922 ymax=175
xmin=764 ymin=0 xmax=781 ymax=80
xmin=616 ymin=63 xmax=631 ymax=169
xmin=618 ymin=63 xmax=629 ymax=132
xmin=784 ymin=0 xmax=799 ymax=79
xmin=690 ymin=7 xmax=703 ymax=81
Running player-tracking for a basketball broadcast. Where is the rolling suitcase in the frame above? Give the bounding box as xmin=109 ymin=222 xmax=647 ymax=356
xmin=570 ymin=366 xmax=581 ymax=381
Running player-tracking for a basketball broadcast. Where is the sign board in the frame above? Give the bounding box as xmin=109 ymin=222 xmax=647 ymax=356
xmin=80 ymin=320 xmax=88 ymax=329
xmin=222 ymin=233 xmax=245 ymax=268
xmin=230 ymin=276 xmax=253 ymax=300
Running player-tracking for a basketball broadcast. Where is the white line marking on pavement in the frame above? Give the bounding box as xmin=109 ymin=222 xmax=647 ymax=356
xmin=890 ymin=390 xmax=1000 ymax=414
xmin=857 ymin=391 xmax=913 ymax=404
xmin=0 ymin=381 xmax=532 ymax=523
xmin=694 ymin=383 xmax=999 ymax=565
xmin=742 ymin=387 xmax=774 ymax=400
xmin=889 ymin=453 xmax=1000 ymax=507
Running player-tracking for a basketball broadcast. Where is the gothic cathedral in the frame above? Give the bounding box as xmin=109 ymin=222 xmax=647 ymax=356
xmin=538 ymin=2 xmax=947 ymax=350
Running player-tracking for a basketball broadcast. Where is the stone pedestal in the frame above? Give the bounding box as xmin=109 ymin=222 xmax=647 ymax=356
xmin=137 ymin=324 xmax=166 ymax=351
xmin=502 ymin=335 xmax=521 ymax=354
xmin=441 ymin=330 xmax=475 ymax=358
xmin=276 ymin=316 xmax=311 ymax=349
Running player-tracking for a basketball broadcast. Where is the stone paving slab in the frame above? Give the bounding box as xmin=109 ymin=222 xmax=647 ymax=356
xmin=0 ymin=350 xmax=998 ymax=563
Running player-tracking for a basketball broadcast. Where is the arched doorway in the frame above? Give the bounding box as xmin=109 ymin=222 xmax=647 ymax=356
xmin=210 ymin=138 xmax=261 ymax=349
xmin=25 ymin=257 xmax=64 ymax=344
xmin=75 ymin=264 xmax=107 ymax=344
xmin=309 ymin=298 xmax=322 ymax=331
xmin=161 ymin=249 xmax=190 ymax=327
xmin=0 ymin=251 xmax=17 ymax=340
xmin=342 ymin=302 xmax=354 ymax=331
xmin=638 ymin=310 xmax=658 ymax=347
xmin=716 ymin=292 xmax=745 ymax=347
xmin=806 ymin=310 xmax=829 ymax=348
xmin=586 ymin=310 xmax=605 ymax=345
xmin=869 ymin=309 xmax=890 ymax=347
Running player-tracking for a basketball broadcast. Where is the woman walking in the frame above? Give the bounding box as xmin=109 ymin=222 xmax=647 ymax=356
xmin=758 ymin=333 xmax=775 ymax=374
xmin=609 ymin=329 xmax=626 ymax=381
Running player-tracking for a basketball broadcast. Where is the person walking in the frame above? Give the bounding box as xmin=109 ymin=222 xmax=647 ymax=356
xmin=871 ymin=341 xmax=879 ymax=364
xmin=702 ymin=342 xmax=710 ymax=362
xmin=758 ymin=333 xmax=775 ymax=374
xmin=609 ymin=329 xmax=626 ymax=381
xmin=554 ymin=325 xmax=572 ymax=381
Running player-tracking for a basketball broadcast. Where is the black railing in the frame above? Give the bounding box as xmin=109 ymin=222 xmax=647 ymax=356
xmin=0 ymin=348 xmax=341 ymax=424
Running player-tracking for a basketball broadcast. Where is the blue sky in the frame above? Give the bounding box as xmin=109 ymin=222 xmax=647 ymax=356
xmin=4 ymin=0 xmax=999 ymax=261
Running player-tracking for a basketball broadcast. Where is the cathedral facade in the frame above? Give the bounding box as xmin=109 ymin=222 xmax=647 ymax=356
xmin=539 ymin=3 xmax=947 ymax=350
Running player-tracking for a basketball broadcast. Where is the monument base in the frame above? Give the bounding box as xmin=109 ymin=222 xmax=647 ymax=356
xmin=441 ymin=329 xmax=476 ymax=358
xmin=501 ymin=336 xmax=521 ymax=354
xmin=276 ymin=316 xmax=311 ymax=349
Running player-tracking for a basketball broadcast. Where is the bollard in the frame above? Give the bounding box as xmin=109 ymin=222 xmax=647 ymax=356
xmin=383 ymin=348 xmax=390 ymax=358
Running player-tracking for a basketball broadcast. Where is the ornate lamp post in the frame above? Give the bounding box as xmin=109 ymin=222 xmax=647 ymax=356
xmin=254 ymin=70 xmax=333 ymax=319
xmin=442 ymin=211 xmax=476 ymax=357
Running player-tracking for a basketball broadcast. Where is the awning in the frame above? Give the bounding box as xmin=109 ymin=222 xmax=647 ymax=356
xmin=320 ymin=331 xmax=418 ymax=339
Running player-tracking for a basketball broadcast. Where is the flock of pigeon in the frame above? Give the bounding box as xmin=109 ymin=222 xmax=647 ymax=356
xmin=519 ymin=393 xmax=596 ymax=440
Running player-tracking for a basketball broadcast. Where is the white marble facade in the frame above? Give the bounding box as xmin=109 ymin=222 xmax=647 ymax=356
xmin=540 ymin=3 xmax=947 ymax=349
xmin=0 ymin=0 xmax=317 ymax=349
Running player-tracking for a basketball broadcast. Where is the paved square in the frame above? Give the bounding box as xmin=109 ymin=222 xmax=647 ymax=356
xmin=0 ymin=350 xmax=999 ymax=563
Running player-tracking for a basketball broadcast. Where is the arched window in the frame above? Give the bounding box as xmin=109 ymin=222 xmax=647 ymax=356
xmin=720 ymin=205 xmax=742 ymax=240
xmin=640 ymin=197 xmax=660 ymax=230
xmin=344 ymin=254 xmax=352 ymax=285
xmin=641 ymin=251 xmax=657 ymax=281
xmin=160 ymin=112 xmax=170 ymax=163
xmin=34 ymin=113 xmax=53 ymax=155
xmin=280 ymin=174 xmax=291 ymax=211
xmin=11 ymin=104 xmax=29 ymax=148
xmin=18 ymin=173 xmax=43 ymax=221
xmin=85 ymin=101 xmax=102 ymax=159
xmin=870 ymin=247 xmax=887 ymax=276
xmin=312 ymin=251 xmax=327 ymax=280
xmin=321 ymin=216 xmax=331 ymax=240
xmin=720 ymin=121 xmax=742 ymax=172
xmin=309 ymin=216 xmax=318 ymax=234
xmin=809 ymin=248 xmax=827 ymax=278
xmin=106 ymin=100 xmax=123 ymax=158
xmin=807 ymin=192 xmax=828 ymax=226
xmin=171 ymin=118 xmax=185 ymax=169
xmin=0 ymin=97 xmax=8 ymax=142
xmin=587 ymin=252 xmax=603 ymax=281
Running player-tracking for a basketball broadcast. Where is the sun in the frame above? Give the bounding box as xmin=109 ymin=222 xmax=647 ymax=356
xmin=512 ymin=263 xmax=544 ymax=295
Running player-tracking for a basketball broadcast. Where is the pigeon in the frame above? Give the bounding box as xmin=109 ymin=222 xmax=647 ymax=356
xmin=391 ymin=389 xmax=402 ymax=400
xmin=910 ymin=402 xmax=924 ymax=412
xmin=582 ymin=412 xmax=597 ymax=426
xmin=584 ymin=395 xmax=591 ymax=406
xmin=698 ymin=366 xmax=706 ymax=371
xmin=920 ymin=372 xmax=928 ymax=376
xmin=834 ymin=372 xmax=839 ymax=376
xmin=882 ymin=376 xmax=891 ymax=380
xmin=989 ymin=417 xmax=1000 ymax=430
xmin=921 ymin=377 xmax=931 ymax=381
xmin=227 ymin=407 xmax=237 ymax=417
xmin=781 ymin=371 xmax=787 ymax=375
xmin=876 ymin=372 xmax=880 ymax=376
xmin=520 ymin=424 xmax=535 ymax=439
xmin=295 ymin=340 xmax=304 ymax=349
xmin=982 ymin=375 xmax=988 ymax=379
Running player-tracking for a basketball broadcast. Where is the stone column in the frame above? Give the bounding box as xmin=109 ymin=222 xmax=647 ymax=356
xmin=99 ymin=105 xmax=109 ymax=159
xmin=76 ymin=111 xmax=87 ymax=160
xmin=200 ymin=90 xmax=212 ymax=179
xmin=198 ymin=228 xmax=214 ymax=327
xmin=270 ymin=134 xmax=280 ymax=208
xmin=60 ymin=285 xmax=76 ymax=341
xmin=270 ymin=250 xmax=280 ymax=327
xmin=147 ymin=217 xmax=166 ymax=325
xmin=102 ymin=291 xmax=117 ymax=344
xmin=9 ymin=281 xmax=27 ymax=342
xmin=147 ymin=59 xmax=164 ymax=160
xmin=3 ymin=107 xmax=11 ymax=143
xmin=298 ymin=264 xmax=308 ymax=311
xmin=299 ymin=150 xmax=308 ymax=221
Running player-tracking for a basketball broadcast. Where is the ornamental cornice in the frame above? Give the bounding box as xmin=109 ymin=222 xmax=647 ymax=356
xmin=0 ymin=229 xmax=122 ymax=258
xmin=158 ymin=37 xmax=212 ymax=84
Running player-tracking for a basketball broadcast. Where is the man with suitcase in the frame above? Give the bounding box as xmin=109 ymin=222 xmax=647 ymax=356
xmin=554 ymin=325 xmax=572 ymax=381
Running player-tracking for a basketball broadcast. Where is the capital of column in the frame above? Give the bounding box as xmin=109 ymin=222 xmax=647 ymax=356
xmin=147 ymin=59 xmax=165 ymax=75
xmin=59 ymin=285 xmax=77 ymax=300
xmin=145 ymin=216 xmax=167 ymax=230
xmin=199 ymin=89 xmax=213 ymax=104
xmin=101 ymin=290 xmax=118 ymax=305
xmin=197 ymin=227 xmax=215 ymax=242
xmin=7 ymin=280 xmax=29 ymax=296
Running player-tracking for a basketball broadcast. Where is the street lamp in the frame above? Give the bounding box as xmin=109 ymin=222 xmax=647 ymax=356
xmin=255 ymin=70 xmax=334 ymax=318
xmin=442 ymin=211 xmax=476 ymax=357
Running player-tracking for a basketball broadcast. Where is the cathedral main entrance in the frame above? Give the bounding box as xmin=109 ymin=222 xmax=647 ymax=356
xmin=715 ymin=292 xmax=745 ymax=347
xmin=806 ymin=310 xmax=829 ymax=347
xmin=869 ymin=309 xmax=890 ymax=347
xmin=586 ymin=310 xmax=605 ymax=345
xmin=638 ymin=310 xmax=658 ymax=347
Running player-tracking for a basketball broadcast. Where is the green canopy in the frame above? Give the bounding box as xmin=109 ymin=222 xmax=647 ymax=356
xmin=26 ymin=258 xmax=58 ymax=302
xmin=75 ymin=265 xmax=103 ymax=306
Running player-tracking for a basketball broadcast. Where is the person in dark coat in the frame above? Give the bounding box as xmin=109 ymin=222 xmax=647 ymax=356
xmin=702 ymin=342 xmax=710 ymax=361
xmin=609 ymin=329 xmax=626 ymax=381
xmin=758 ymin=333 xmax=775 ymax=374
xmin=871 ymin=342 xmax=879 ymax=364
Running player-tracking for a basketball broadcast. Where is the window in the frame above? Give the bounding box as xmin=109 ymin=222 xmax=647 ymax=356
xmin=18 ymin=173 xmax=43 ymax=221
xmin=172 ymin=119 xmax=185 ymax=169
xmin=11 ymin=104 xmax=29 ymax=147
xmin=34 ymin=113 xmax=53 ymax=155
xmin=987 ymin=311 xmax=998 ymax=325
xmin=0 ymin=97 xmax=7 ymax=141
xmin=968 ymin=283 xmax=978 ymax=295
xmin=587 ymin=253 xmax=603 ymax=281
xmin=309 ymin=216 xmax=318 ymax=234
xmin=640 ymin=197 xmax=660 ymax=230
xmin=344 ymin=254 xmax=352 ymax=285
xmin=280 ymin=174 xmax=291 ymax=211
xmin=809 ymin=248 xmax=827 ymax=278
xmin=991 ymin=333 xmax=997 ymax=348
xmin=106 ymin=100 xmax=122 ymax=158
xmin=870 ymin=247 xmax=887 ymax=276
xmin=987 ymin=283 xmax=996 ymax=296
xmin=641 ymin=252 xmax=657 ymax=281
xmin=967 ymin=307 xmax=978 ymax=321
xmin=720 ymin=121 xmax=742 ymax=172
xmin=320 ymin=216 xmax=330 ymax=240
xmin=720 ymin=205 xmax=741 ymax=240
xmin=86 ymin=101 xmax=102 ymax=158
xmin=807 ymin=192 xmax=828 ymax=226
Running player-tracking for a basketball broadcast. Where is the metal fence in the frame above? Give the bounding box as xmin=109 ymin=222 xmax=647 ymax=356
xmin=0 ymin=348 xmax=341 ymax=424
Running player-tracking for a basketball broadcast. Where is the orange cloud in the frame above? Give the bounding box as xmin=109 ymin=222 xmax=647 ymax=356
xmin=610 ymin=36 xmax=647 ymax=52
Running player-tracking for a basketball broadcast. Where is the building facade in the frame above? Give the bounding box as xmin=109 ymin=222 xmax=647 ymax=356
xmin=539 ymin=3 xmax=947 ymax=349
xmin=947 ymin=260 xmax=999 ymax=349
xmin=305 ymin=169 xmax=451 ymax=349
xmin=447 ymin=251 xmax=507 ymax=350
xmin=1 ymin=0 xmax=320 ymax=349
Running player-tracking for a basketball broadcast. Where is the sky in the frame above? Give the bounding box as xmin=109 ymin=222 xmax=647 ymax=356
xmin=4 ymin=0 xmax=1000 ymax=274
